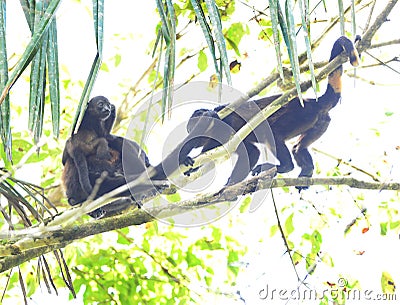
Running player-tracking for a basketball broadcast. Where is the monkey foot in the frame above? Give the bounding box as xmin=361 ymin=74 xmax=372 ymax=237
xmin=89 ymin=208 xmax=106 ymax=219
xmin=295 ymin=185 xmax=309 ymax=192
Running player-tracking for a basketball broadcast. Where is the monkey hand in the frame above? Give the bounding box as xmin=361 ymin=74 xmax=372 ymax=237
xmin=183 ymin=156 xmax=195 ymax=167
xmin=251 ymin=165 xmax=262 ymax=176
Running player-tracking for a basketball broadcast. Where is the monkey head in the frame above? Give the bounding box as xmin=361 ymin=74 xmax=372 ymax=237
xmin=86 ymin=96 xmax=114 ymax=121
xmin=187 ymin=109 xmax=221 ymax=135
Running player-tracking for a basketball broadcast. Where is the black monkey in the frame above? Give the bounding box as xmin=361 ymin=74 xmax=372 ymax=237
xmin=62 ymin=96 xmax=115 ymax=201
xmin=153 ymin=36 xmax=360 ymax=188
xmin=62 ymin=96 xmax=159 ymax=218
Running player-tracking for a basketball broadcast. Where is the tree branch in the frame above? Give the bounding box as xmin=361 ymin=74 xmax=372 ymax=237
xmin=1 ymin=171 xmax=400 ymax=272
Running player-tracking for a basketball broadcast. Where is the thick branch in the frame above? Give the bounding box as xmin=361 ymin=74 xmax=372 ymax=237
xmin=1 ymin=172 xmax=400 ymax=272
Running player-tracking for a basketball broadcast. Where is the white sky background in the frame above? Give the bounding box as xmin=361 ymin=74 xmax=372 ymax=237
xmin=4 ymin=0 xmax=400 ymax=304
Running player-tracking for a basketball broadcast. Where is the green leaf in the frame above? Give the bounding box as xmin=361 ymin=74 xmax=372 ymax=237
xmin=381 ymin=271 xmax=396 ymax=294
xmin=71 ymin=0 xmax=104 ymax=135
xmin=156 ymin=0 xmax=176 ymax=120
xmin=390 ymin=220 xmax=400 ymax=230
xmin=380 ymin=222 xmax=388 ymax=235
xmin=284 ymin=213 xmax=294 ymax=235
xmin=212 ymin=227 xmax=222 ymax=242
xmin=298 ymin=0 xmax=317 ymax=98
xmin=228 ymin=250 xmax=239 ymax=264
xmin=270 ymin=224 xmax=278 ymax=237
xmin=166 ymin=192 xmax=182 ymax=203
xmin=26 ymin=271 xmax=37 ymax=297
xmin=225 ymin=22 xmax=247 ymax=56
xmin=310 ymin=230 xmax=322 ymax=254
xmin=186 ymin=252 xmax=202 ymax=267
xmin=239 ymin=196 xmax=251 ymax=213
xmin=114 ymin=53 xmax=121 ymax=67
xmin=228 ymin=265 xmax=239 ymax=277
xmin=142 ymin=237 xmax=150 ymax=252
xmin=28 ymin=1 xmax=48 ymax=143
xmin=117 ymin=228 xmax=130 ymax=245
xmin=197 ymin=49 xmax=208 ymax=72
xmin=0 ymin=0 xmax=61 ymax=106
xmin=11 ymin=139 xmax=47 ymax=164
xmin=0 ymin=0 xmax=11 ymax=160
xmin=284 ymin=0 xmax=303 ymax=106
xmin=292 ymin=251 xmax=302 ymax=265
xmin=47 ymin=18 xmax=60 ymax=138
xmin=204 ymin=0 xmax=231 ymax=84
xmin=100 ymin=62 xmax=109 ymax=72
xmin=268 ymin=0 xmax=284 ymax=80
xmin=190 ymin=0 xmax=220 ymax=82
xmin=321 ymin=253 xmax=334 ymax=267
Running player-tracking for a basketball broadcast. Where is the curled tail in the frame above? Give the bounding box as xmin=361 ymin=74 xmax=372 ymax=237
xmin=328 ymin=36 xmax=360 ymax=93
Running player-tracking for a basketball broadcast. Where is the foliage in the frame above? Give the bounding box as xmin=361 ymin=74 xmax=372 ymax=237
xmin=65 ymin=223 xmax=247 ymax=304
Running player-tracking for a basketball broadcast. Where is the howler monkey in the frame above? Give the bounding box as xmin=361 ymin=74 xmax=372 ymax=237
xmin=62 ymin=96 xmax=157 ymax=218
xmin=154 ymin=36 xmax=360 ymax=188
xmin=62 ymin=96 xmax=115 ymax=200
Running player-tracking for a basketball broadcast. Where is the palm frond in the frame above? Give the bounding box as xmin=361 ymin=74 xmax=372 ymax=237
xmin=71 ymin=0 xmax=104 ymax=135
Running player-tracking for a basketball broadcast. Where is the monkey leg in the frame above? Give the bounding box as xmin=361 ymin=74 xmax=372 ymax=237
xmin=227 ymin=141 xmax=260 ymax=185
xmin=275 ymin=138 xmax=294 ymax=174
xmin=292 ymin=114 xmax=331 ymax=178
xmin=70 ymin=148 xmax=93 ymax=196
xmin=292 ymin=148 xmax=314 ymax=178
xmin=62 ymin=161 xmax=89 ymax=206
xmin=292 ymin=145 xmax=314 ymax=192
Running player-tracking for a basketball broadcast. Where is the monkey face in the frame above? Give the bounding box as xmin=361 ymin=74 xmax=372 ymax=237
xmin=87 ymin=96 xmax=113 ymax=120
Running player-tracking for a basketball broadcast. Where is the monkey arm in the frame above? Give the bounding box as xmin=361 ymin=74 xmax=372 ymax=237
xmin=227 ymin=141 xmax=260 ymax=185
xmin=152 ymin=110 xmax=224 ymax=180
xmin=151 ymin=138 xmax=199 ymax=180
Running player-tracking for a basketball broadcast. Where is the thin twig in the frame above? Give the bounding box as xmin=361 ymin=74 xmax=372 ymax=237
xmin=312 ymin=147 xmax=380 ymax=181
xmin=271 ymin=190 xmax=301 ymax=281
